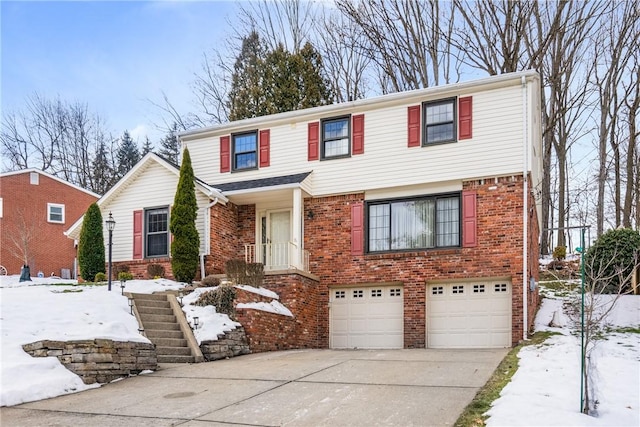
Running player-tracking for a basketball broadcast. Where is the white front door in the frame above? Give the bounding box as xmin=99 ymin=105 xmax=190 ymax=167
xmin=262 ymin=210 xmax=291 ymax=269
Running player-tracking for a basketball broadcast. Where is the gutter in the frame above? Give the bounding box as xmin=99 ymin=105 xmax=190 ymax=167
xmin=521 ymin=75 xmax=529 ymax=342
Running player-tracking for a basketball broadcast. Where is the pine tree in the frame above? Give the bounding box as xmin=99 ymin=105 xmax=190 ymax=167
xmin=228 ymin=34 xmax=334 ymax=121
xmin=159 ymin=123 xmax=180 ymax=164
xmin=141 ymin=136 xmax=154 ymax=156
xmin=228 ymin=31 xmax=268 ymax=121
xmin=78 ymin=203 xmax=105 ymax=282
xmin=116 ymin=130 xmax=140 ymax=179
xmin=91 ymin=140 xmax=114 ymax=195
xmin=170 ymin=148 xmax=199 ymax=283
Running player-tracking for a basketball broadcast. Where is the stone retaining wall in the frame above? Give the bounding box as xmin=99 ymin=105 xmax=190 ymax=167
xmin=22 ymin=339 xmax=157 ymax=384
xmin=199 ymin=327 xmax=250 ymax=361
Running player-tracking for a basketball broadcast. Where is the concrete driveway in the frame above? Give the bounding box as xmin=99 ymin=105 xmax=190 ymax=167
xmin=1 ymin=348 xmax=507 ymax=426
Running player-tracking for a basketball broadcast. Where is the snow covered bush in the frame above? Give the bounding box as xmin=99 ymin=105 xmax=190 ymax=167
xmin=195 ymin=286 xmax=236 ymax=318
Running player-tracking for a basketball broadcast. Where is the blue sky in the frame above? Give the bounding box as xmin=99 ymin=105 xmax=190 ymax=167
xmin=1 ymin=1 xmax=236 ymax=144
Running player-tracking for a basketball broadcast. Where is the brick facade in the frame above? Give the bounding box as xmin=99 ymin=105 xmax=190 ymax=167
xmin=0 ymin=171 xmax=98 ymax=277
xmin=212 ymin=175 xmax=539 ymax=349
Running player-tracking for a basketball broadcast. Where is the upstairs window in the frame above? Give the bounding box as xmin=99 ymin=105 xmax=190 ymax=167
xmin=424 ymin=98 xmax=456 ymax=144
xmin=367 ymin=194 xmax=460 ymax=253
xmin=232 ymin=131 xmax=258 ymax=171
xmin=47 ymin=203 xmax=65 ymax=223
xmin=145 ymin=207 xmax=169 ymax=257
xmin=321 ymin=116 xmax=350 ymax=159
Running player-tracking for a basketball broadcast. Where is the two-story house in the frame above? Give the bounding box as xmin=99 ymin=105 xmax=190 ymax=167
xmin=0 ymin=169 xmax=100 ymax=278
xmin=67 ymin=71 xmax=542 ymax=350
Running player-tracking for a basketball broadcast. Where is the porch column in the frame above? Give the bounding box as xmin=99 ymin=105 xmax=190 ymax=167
xmin=292 ymin=188 xmax=302 ymax=269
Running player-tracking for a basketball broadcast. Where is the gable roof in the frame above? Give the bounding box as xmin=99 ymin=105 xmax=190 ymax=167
xmin=212 ymin=172 xmax=312 ymax=193
xmin=0 ymin=168 xmax=101 ymax=198
xmin=64 ymin=152 xmax=227 ymax=238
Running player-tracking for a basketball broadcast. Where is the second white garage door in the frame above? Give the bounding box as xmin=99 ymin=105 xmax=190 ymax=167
xmin=330 ymin=284 xmax=404 ymax=349
xmin=427 ymin=280 xmax=512 ymax=348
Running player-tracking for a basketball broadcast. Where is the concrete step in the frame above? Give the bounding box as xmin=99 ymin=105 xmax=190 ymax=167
xmin=143 ymin=321 xmax=181 ymax=331
xmin=152 ymin=338 xmax=188 ymax=347
xmin=139 ymin=313 xmax=176 ymax=323
xmin=137 ymin=305 xmax=173 ymax=315
xmin=156 ymin=346 xmax=192 ymax=356
xmin=130 ymin=293 xmax=168 ymax=301
xmin=158 ymin=354 xmax=195 ymax=364
xmin=146 ymin=330 xmax=184 ymax=339
xmin=134 ymin=299 xmax=170 ymax=309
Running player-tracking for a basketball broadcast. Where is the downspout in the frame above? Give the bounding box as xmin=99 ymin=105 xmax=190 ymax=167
xmin=202 ymin=197 xmax=220 ymax=280
xmin=521 ymin=75 xmax=529 ymax=342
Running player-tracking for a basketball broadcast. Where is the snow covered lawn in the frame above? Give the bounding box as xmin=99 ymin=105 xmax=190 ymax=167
xmin=485 ymin=290 xmax=640 ymax=426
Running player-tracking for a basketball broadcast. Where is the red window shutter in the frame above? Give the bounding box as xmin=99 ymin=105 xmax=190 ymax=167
xmin=459 ymin=96 xmax=473 ymax=140
xmin=133 ymin=210 xmax=143 ymax=259
xmin=407 ymin=105 xmax=421 ymax=147
xmin=308 ymin=122 xmax=319 ymax=161
xmin=462 ymin=191 xmax=477 ymax=247
xmin=351 ymin=202 xmax=364 ymax=255
xmin=352 ymin=114 xmax=364 ymax=155
xmin=220 ymin=135 xmax=230 ymax=173
xmin=259 ymin=129 xmax=270 ymax=167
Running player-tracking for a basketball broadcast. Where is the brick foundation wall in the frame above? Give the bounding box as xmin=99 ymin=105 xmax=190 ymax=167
xmin=234 ymin=273 xmax=320 ymax=352
xmin=112 ymin=258 xmax=174 ymax=280
xmin=22 ymin=339 xmax=157 ymax=384
xmin=209 ymin=202 xmax=240 ymax=274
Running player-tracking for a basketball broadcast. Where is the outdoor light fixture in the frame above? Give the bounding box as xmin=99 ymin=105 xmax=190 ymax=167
xmin=128 ymin=297 xmax=134 ymax=315
xmin=193 ymin=316 xmax=199 ymax=330
xmin=105 ymin=212 xmax=116 ymax=292
xmin=138 ymin=327 xmax=145 ymax=337
xmin=178 ymin=291 xmax=184 ymax=306
xmin=120 ymin=279 xmax=125 ymax=295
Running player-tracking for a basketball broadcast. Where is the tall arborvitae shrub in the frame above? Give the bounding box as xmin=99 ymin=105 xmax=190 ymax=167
xmin=78 ymin=203 xmax=105 ymax=282
xmin=170 ymin=148 xmax=199 ymax=283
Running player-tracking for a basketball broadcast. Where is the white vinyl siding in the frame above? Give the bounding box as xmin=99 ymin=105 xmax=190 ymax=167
xmin=105 ymin=162 xmax=209 ymax=262
xmin=186 ymin=83 xmax=533 ymax=198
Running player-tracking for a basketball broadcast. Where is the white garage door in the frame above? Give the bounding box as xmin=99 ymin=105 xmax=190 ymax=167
xmin=330 ymin=285 xmax=404 ymax=349
xmin=427 ymin=280 xmax=511 ymax=348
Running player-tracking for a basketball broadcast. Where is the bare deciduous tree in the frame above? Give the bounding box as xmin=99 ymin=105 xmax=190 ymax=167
xmin=335 ymin=0 xmax=459 ymax=92
xmin=1 ymin=94 xmax=114 ymax=194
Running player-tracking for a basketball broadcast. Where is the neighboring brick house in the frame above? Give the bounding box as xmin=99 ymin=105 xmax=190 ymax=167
xmin=69 ymin=71 xmax=543 ymax=350
xmin=0 ymin=169 xmax=99 ymax=278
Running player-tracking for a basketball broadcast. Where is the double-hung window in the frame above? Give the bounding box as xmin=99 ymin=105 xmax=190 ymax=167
xmin=47 ymin=203 xmax=65 ymax=223
xmin=424 ymin=98 xmax=456 ymax=144
xmin=232 ymin=131 xmax=257 ymax=171
xmin=321 ymin=116 xmax=350 ymax=159
xmin=146 ymin=207 xmax=169 ymax=257
xmin=367 ymin=194 xmax=460 ymax=252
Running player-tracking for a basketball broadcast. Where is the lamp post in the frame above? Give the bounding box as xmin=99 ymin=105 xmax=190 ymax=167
xmin=105 ymin=212 xmax=116 ymax=291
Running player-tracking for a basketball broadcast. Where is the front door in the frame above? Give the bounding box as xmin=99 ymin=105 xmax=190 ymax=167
xmin=261 ymin=210 xmax=291 ymax=269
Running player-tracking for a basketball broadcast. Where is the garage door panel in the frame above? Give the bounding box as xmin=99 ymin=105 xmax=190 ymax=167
xmin=427 ymin=281 xmax=511 ymax=349
xmin=330 ymin=285 xmax=404 ymax=349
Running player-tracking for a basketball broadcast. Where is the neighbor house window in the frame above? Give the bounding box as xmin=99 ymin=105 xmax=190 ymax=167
xmin=232 ymin=131 xmax=257 ymax=171
xmin=321 ymin=116 xmax=350 ymax=159
xmin=367 ymin=194 xmax=460 ymax=252
xmin=145 ymin=207 xmax=169 ymax=257
xmin=47 ymin=203 xmax=65 ymax=223
xmin=424 ymin=98 xmax=456 ymax=144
